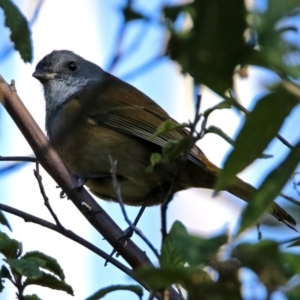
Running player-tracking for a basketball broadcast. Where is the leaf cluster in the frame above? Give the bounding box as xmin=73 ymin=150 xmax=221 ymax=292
xmin=135 ymin=221 xmax=300 ymax=299
xmin=0 ymin=230 xmax=73 ymax=300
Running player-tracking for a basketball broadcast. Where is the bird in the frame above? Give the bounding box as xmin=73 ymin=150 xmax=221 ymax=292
xmin=32 ymin=50 xmax=296 ymax=229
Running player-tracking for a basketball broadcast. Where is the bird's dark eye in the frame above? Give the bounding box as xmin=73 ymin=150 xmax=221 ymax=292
xmin=67 ymin=61 xmax=77 ymax=71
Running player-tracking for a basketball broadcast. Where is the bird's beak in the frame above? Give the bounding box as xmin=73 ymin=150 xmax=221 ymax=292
xmin=32 ymin=71 xmax=57 ymax=82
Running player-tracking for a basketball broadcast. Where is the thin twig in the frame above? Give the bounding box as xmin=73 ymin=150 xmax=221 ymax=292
xmin=161 ymin=95 xmax=203 ymax=240
xmin=33 ymin=161 xmax=64 ymax=228
xmin=0 ymin=156 xmax=36 ymax=162
xmin=121 ymin=55 xmax=165 ymax=81
xmin=0 ymin=202 xmax=133 ymax=278
xmin=280 ymin=193 xmax=300 ymax=207
xmin=175 ymin=285 xmax=185 ymax=300
xmin=109 ymin=157 xmax=160 ymax=258
xmin=278 ymin=236 xmax=300 ymax=246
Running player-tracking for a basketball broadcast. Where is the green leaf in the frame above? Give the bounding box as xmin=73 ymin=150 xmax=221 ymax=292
xmin=167 ymin=221 xmax=227 ymax=266
xmin=160 ymin=221 xmax=187 ymax=268
xmin=176 ymin=231 xmax=228 ymax=267
xmin=25 ymin=272 xmax=74 ymax=295
xmin=162 ymin=137 xmax=193 ymax=161
xmin=232 ymin=241 xmax=288 ymax=289
xmin=205 ymin=126 xmax=234 ymax=146
xmin=6 ymin=257 xmax=45 ymax=279
xmin=86 ymin=284 xmax=143 ymax=300
xmin=202 ymin=101 xmax=232 ymax=118
xmin=238 ymin=137 xmax=300 ymax=233
xmin=136 ymin=266 xmax=210 ymax=291
xmin=280 ymin=253 xmax=300 ymax=277
xmin=247 ymin=1 xmax=300 ymax=78
xmin=23 ymin=294 xmax=43 ymax=300
xmin=147 ymin=152 xmax=163 ymax=172
xmin=151 ymin=119 xmax=188 ymax=140
xmin=216 ymin=87 xmax=299 ymax=192
xmin=0 ymin=210 xmax=12 ymax=231
xmin=23 ymin=251 xmax=65 ymax=280
xmin=287 ymin=286 xmax=300 ymax=300
xmin=0 ymin=230 xmax=21 ymax=259
xmin=0 ymin=0 xmax=32 ymax=62
xmin=166 ymin=0 xmax=249 ymax=93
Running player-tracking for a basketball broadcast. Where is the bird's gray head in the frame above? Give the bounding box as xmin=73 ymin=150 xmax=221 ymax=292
xmin=33 ymin=50 xmax=104 ymax=115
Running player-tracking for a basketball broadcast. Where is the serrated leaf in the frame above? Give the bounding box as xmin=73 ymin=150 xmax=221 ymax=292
xmin=0 ymin=210 xmax=12 ymax=231
xmin=0 ymin=264 xmax=12 ymax=280
xmin=0 ymin=230 xmax=21 ymax=258
xmin=86 ymin=284 xmax=143 ymax=300
xmin=23 ymin=294 xmax=43 ymax=300
xmin=6 ymin=257 xmax=45 ymax=279
xmin=0 ymin=0 xmax=32 ymax=62
xmin=216 ymin=87 xmax=299 ymax=192
xmin=23 ymin=251 xmax=65 ymax=280
xmin=151 ymin=119 xmax=188 ymax=140
xmin=160 ymin=221 xmax=187 ymax=268
xmin=25 ymin=272 xmax=74 ymax=295
xmin=238 ymin=138 xmax=300 ymax=233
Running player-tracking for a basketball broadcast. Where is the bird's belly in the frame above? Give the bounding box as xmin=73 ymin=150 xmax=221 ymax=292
xmin=54 ymin=124 xmax=170 ymax=205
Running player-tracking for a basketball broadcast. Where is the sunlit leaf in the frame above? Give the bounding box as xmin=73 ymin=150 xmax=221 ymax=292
xmin=6 ymin=257 xmax=44 ymax=279
xmin=151 ymin=119 xmax=188 ymax=140
xmin=160 ymin=221 xmax=187 ymax=268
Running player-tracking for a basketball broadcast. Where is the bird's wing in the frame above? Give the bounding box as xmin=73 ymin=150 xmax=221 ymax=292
xmin=79 ymin=73 xmax=208 ymax=168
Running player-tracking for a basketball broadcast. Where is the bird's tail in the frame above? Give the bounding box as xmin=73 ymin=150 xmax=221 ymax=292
xmin=226 ymin=176 xmax=297 ymax=230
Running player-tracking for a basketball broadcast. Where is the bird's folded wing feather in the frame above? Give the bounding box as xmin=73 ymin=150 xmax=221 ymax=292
xmin=80 ymin=75 xmax=209 ymax=168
